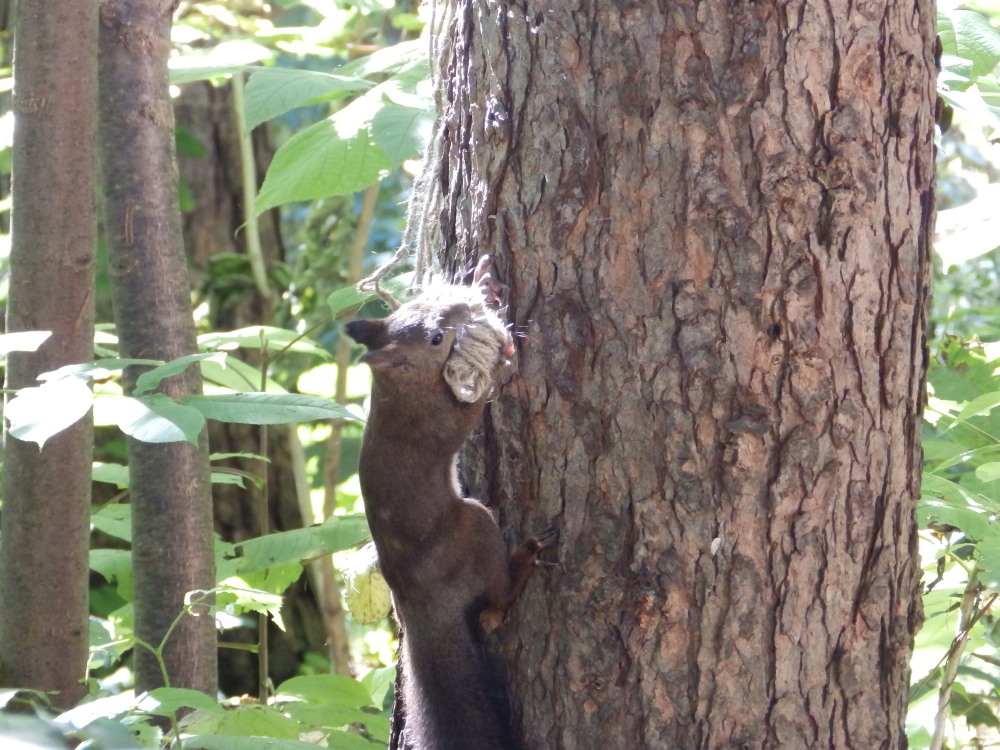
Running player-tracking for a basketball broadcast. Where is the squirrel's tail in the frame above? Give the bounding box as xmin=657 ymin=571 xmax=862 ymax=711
xmin=398 ymin=607 xmax=522 ymax=750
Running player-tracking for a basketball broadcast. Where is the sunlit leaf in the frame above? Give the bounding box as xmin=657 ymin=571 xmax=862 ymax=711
xmin=217 ymin=515 xmax=370 ymax=579
xmin=255 ymin=98 xmax=392 ymax=214
xmin=0 ymin=330 xmax=51 ymax=357
xmin=182 ymin=392 xmax=358 ymax=424
xmin=372 ymin=100 xmax=434 ymax=165
xmin=100 ymin=394 xmax=205 ymax=445
xmin=133 ymin=352 xmax=226 ymax=396
xmin=198 ymin=326 xmax=329 ymax=358
xmin=243 ymin=68 xmax=371 ymax=132
xmin=137 ymin=687 xmax=224 ymax=716
xmin=337 ymin=38 xmax=428 ymax=78
xmin=91 ymin=503 xmax=131 ymax=541
xmin=6 ymin=377 xmax=93 ymax=447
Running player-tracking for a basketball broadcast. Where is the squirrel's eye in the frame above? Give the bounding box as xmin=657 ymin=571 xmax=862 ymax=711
xmin=430 ymin=331 xmax=444 ymax=346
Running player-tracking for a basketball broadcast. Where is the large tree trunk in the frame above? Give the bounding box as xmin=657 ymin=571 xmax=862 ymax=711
xmin=98 ymin=0 xmax=217 ymax=695
xmin=0 ymin=0 xmax=97 ymax=708
xmin=418 ymin=1 xmax=935 ymax=747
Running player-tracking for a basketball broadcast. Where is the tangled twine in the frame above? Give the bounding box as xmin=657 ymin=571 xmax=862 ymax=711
xmin=418 ymin=285 xmax=510 ymax=403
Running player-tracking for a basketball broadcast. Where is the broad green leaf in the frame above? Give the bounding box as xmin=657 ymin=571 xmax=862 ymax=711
xmin=90 ymin=549 xmax=133 ymax=599
xmin=275 ymin=673 xmax=375 ymax=707
xmin=91 ymin=503 xmax=131 ymax=542
xmin=182 ymin=392 xmax=358 ymax=424
xmin=39 ymin=357 xmax=161 ymax=383
xmin=0 ymin=330 xmax=50 ymax=357
xmin=926 ymin=443 xmax=1000 ymax=474
xmin=108 ymin=393 xmax=206 ymax=444
xmin=92 ymin=462 xmax=130 ymax=489
xmin=216 ymin=581 xmax=287 ymax=627
xmin=244 ymin=67 xmax=372 ymax=132
xmin=211 ymin=471 xmax=247 ymax=487
xmin=934 ymin=184 xmax=1000 ymax=270
xmin=360 ymin=666 xmax=395 ymax=710
xmin=282 ymin=702 xmax=390 ymax=739
xmin=919 ymin=503 xmax=996 ymax=543
xmin=168 ymin=41 xmax=274 ymax=83
xmin=953 ymin=390 xmax=1000 ymax=424
xmin=201 ymin=356 xmax=286 ymax=394
xmin=183 ymin=704 xmax=299 ymax=740
xmin=327 ymin=285 xmax=371 ymax=318
xmin=372 ymin=100 xmax=434 ymax=165
xmin=199 ymin=326 xmax=330 ymax=358
xmin=185 ymin=736 xmax=373 ymax=750
xmin=225 ymin=561 xmax=303 ymax=599
xmin=941 ymin=10 xmax=1000 ymax=78
xmin=217 ymin=515 xmax=370 ymax=579
xmin=133 ymin=352 xmax=226 ymax=396
xmin=211 ymin=451 xmax=269 ymax=462
xmin=255 ymin=98 xmax=392 ymax=214
xmin=337 ymin=38 xmax=428 ymax=78
xmin=976 ymin=461 xmax=1000 ymax=482
xmin=137 ymin=687 xmax=224 ymax=716
xmin=6 ymin=377 xmax=93 ymax=447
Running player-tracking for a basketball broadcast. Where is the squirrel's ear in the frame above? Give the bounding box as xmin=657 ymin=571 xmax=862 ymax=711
xmin=345 ymin=319 xmax=386 ymax=349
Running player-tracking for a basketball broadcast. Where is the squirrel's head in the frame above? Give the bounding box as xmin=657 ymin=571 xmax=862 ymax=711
xmin=346 ymin=286 xmax=513 ymax=405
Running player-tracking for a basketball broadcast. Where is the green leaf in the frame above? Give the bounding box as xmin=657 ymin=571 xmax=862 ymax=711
xmin=211 ymin=471 xmax=247 ymax=487
xmin=226 ymin=562 xmax=304 ymax=599
xmin=185 ymin=736 xmax=366 ymax=750
xmin=975 ymin=461 xmax=1000 ymax=482
xmin=372 ymin=100 xmax=434 ymax=165
xmin=275 ymin=673 xmax=375 ymax=707
xmin=0 ymin=330 xmax=51 ymax=357
xmin=6 ymin=377 xmax=94 ymax=448
xmin=92 ymin=462 xmax=130 ymax=489
xmin=360 ymin=666 xmax=396 ymax=710
xmin=182 ymin=392 xmax=358 ymax=425
xmin=168 ymin=40 xmax=274 ymax=83
xmin=244 ymin=68 xmax=372 ymax=132
xmin=40 ymin=357 xmax=162 ymax=383
xmin=183 ymin=704 xmax=299 ymax=740
xmin=327 ymin=285 xmax=371 ymax=318
xmin=91 ymin=503 xmax=131 ymax=542
xmin=282 ymin=702 xmax=389 ymax=739
xmin=255 ymin=98 xmax=392 ymax=214
xmin=337 ymin=39 xmax=428 ymax=78
xmin=201 ymin=356 xmax=286 ymax=394
xmin=942 ymin=10 xmax=1000 ymax=78
xmin=198 ymin=326 xmax=330 ymax=358
xmin=217 ymin=515 xmax=370 ymax=579
xmin=137 ymin=687 xmax=224 ymax=716
xmin=133 ymin=352 xmax=226 ymax=396
xmin=112 ymin=393 xmax=206 ymax=444
xmin=216 ymin=582 xmax=288 ymax=627
xmin=90 ymin=549 xmax=133 ymax=599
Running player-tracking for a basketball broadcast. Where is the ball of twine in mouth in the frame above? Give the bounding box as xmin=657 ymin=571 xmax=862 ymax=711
xmin=419 ymin=285 xmax=510 ymax=404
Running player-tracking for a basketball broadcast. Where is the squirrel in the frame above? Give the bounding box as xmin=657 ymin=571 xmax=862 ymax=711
xmin=345 ymin=268 xmax=557 ymax=750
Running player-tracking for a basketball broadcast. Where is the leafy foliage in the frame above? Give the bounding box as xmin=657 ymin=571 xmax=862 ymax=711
xmin=907 ymin=6 xmax=1000 ymax=747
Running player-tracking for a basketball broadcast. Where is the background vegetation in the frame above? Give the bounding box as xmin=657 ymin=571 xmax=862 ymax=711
xmin=0 ymin=0 xmax=997 ymax=747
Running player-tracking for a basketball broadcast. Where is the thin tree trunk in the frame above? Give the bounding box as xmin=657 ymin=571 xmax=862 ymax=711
xmin=419 ymin=1 xmax=935 ymax=747
xmin=98 ymin=0 xmax=216 ymax=695
xmin=0 ymin=0 xmax=97 ymax=709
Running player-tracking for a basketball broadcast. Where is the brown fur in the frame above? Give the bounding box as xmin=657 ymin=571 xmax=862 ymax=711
xmin=346 ymin=292 xmax=555 ymax=750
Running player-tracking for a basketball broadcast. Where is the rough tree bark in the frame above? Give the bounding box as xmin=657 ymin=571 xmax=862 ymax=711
xmin=0 ymin=0 xmax=97 ymax=708
xmin=98 ymin=0 xmax=217 ymax=694
xmin=417 ymin=1 xmax=935 ymax=747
